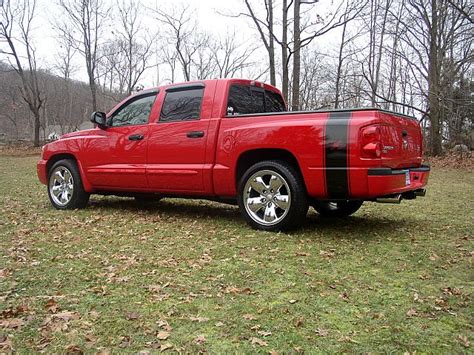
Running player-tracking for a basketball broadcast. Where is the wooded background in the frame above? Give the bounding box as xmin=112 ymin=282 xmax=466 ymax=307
xmin=0 ymin=0 xmax=472 ymax=155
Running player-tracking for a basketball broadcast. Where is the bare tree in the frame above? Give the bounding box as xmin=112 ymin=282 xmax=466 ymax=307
xmin=56 ymin=0 xmax=108 ymax=111
xmin=243 ymin=0 xmax=276 ymax=86
xmin=115 ymin=0 xmax=155 ymax=94
xmin=153 ymin=5 xmax=208 ymax=82
xmin=291 ymin=0 xmax=366 ymax=110
xmin=0 ymin=0 xmax=44 ymax=146
xmin=281 ymin=0 xmax=292 ymax=102
xmin=211 ymin=33 xmax=256 ymax=78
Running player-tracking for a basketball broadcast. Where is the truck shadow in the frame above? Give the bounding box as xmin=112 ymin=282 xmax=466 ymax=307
xmin=89 ymin=197 xmax=416 ymax=239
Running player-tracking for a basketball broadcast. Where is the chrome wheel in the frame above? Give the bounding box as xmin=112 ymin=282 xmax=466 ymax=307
xmin=243 ymin=169 xmax=291 ymax=226
xmin=49 ymin=166 xmax=74 ymax=207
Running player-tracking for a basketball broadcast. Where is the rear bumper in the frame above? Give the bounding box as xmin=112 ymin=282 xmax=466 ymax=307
xmin=37 ymin=160 xmax=48 ymax=185
xmin=366 ymin=165 xmax=430 ymax=197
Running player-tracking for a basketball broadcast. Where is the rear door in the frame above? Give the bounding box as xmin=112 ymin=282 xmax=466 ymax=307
xmin=146 ymin=83 xmax=212 ymax=193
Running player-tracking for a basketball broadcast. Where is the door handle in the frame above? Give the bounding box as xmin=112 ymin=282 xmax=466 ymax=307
xmin=128 ymin=134 xmax=144 ymax=141
xmin=186 ymin=131 xmax=205 ymax=138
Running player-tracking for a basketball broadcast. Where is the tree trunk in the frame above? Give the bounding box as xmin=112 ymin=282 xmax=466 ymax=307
xmin=291 ymin=0 xmax=301 ymax=111
xmin=90 ymin=78 xmax=98 ymax=112
xmin=267 ymin=0 xmax=276 ymax=86
xmin=281 ymin=0 xmax=289 ymax=104
xmin=428 ymin=0 xmax=442 ymax=156
xmin=334 ymin=20 xmax=348 ymax=109
xmin=33 ymin=109 xmax=40 ymax=147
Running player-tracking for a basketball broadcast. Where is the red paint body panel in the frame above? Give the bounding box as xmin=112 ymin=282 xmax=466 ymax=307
xmin=38 ymin=78 xmax=429 ymax=201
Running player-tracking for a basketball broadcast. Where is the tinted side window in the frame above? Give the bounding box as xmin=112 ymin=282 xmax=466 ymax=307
xmin=227 ymin=85 xmax=263 ymax=114
xmin=159 ymin=88 xmax=204 ymax=122
xmin=265 ymin=90 xmax=286 ymax=112
xmin=227 ymin=84 xmax=285 ymax=115
xmin=110 ymin=94 xmax=156 ymax=127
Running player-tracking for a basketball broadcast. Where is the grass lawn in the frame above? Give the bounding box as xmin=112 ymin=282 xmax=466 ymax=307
xmin=0 ymin=155 xmax=472 ymax=353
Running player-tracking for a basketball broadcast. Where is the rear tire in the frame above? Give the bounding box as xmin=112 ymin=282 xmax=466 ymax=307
xmin=48 ymin=159 xmax=90 ymax=210
xmin=312 ymin=200 xmax=363 ymax=217
xmin=238 ymin=160 xmax=308 ymax=231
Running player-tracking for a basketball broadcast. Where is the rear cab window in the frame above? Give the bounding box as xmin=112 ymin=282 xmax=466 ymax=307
xmin=227 ymin=84 xmax=286 ymax=116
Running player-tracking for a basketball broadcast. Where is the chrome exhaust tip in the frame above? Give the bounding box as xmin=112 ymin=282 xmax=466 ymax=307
xmin=414 ymin=189 xmax=426 ymax=197
xmin=375 ymin=194 xmax=402 ymax=204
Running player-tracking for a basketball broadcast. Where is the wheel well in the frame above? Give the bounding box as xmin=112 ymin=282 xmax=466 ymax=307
xmin=46 ymin=154 xmax=77 ymax=175
xmin=235 ymin=149 xmax=305 ymax=189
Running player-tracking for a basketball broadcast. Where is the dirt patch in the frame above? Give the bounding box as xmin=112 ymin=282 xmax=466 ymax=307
xmin=425 ymin=153 xmax=474 ymax=171
xmin=0 ymin=143 xmax=42 ymax=157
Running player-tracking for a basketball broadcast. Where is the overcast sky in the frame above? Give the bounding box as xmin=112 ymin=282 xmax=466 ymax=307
xmin=12 ymin=0 xmax=339 ymax=88
xmin=27 ymin=1 xmax=249 ymax=83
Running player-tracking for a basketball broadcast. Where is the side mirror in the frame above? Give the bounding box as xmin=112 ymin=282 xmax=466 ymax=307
xmin=90 ymin=111 xmax=107 ymax=128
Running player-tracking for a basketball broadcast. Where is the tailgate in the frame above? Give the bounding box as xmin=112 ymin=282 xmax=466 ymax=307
xmin=378 ymin=111 xmax=423 ymax=169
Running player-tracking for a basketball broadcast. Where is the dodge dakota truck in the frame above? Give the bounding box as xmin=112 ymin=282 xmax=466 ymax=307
xmin=37 ymin=79 xmax=430 ymax=231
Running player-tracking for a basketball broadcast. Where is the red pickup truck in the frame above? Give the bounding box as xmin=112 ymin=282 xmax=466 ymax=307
xmin=37 ymin=79 xmax=430 ymax=231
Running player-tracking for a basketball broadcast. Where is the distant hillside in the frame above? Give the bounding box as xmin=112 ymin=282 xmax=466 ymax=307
xmin=0 ymin=62 xmax=122 ymax=141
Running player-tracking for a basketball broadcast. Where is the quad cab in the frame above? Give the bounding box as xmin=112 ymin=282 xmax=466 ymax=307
xmin=37 ymin=79 xmax=430 ymax=231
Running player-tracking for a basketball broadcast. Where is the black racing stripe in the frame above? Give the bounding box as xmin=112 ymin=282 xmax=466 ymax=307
xmin=325 ymin=111 xmax=351 ymax=198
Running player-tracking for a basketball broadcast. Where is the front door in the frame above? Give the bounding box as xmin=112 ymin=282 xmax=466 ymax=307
xmin=84 ymin=92 xmax=157 ymax=190
xmin=147 ymin=86 xmax=209 ymax=193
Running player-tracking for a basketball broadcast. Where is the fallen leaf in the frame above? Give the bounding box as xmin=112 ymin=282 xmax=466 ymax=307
xmin=156 ymin=320 xmax=172 ymax=331
xmin=320 ymin=250 xmax=335 ymax=258
xmin=193 ymin=335 xmax=206 ymax=345
xmin=243 ymin=314 xmax=257 ymax=321
xmin=160 ymin=342 xmax=173 ymax=352
xmin=294 ymin=317 xmax=304 ymax=327
xmin=242 ymin=287 xmax=252 ymax=294
xmin=54 ymin=311 xmax=80 ymax=321
xmin=119 ymin=336 xmax=131 ymax=348
xmin=65 ymin=344 xmax=83 ymax=354
xmin=315 ymin=328 xmax=329 ymax=337
xmin=89 ymin=310 xmax=100 ymax=320
xmin=125 ymin=312 xmax=140 ymax=321
xmin=406 ymin=308 xmax=418 ymax=317
xmin=45 ymin=298 xmax=59 ymax=313
xmin=215 ymin=321 xmax=224 ymax=327
xmin=429 ymin=253 xmax=439 ymax=261
xmin=295 ymin=252 xmax=310 ymax=257
xmin=257 ymin=330 xmax=272 ymax=337
xmin=148 ymin=285 xmax=162 ymax=293
xmin=339 ymin=292 xmax=349 ymax=301
xmin=157 ymin=331 xmax=170 ymax=340
xmin=0 ymin=335 xmax=13 ymax=351
xmin=0 ymin=318 xmax=24 ymax=329
xmin=339 ymin=335 xmax=359 ymax=343
xmin=250 ymin=337 xmax=268 ymax=346
xmin=458 ymin=335 xmax=470 ymax=348
xmin=84 ymin=332 xmax=97 ymax=346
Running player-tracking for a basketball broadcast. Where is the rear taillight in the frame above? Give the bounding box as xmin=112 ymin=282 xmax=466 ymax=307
xmin=361 ymin=126 xmax=382 ymax=158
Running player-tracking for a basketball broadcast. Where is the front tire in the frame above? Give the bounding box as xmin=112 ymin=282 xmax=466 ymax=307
xmin=312 ymin=200 xmax=363 ymax=217
xmin=238 ymin=160 xmax=308 ymax=231
xmin=48 ymin=159 xmax=90 ymax=210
